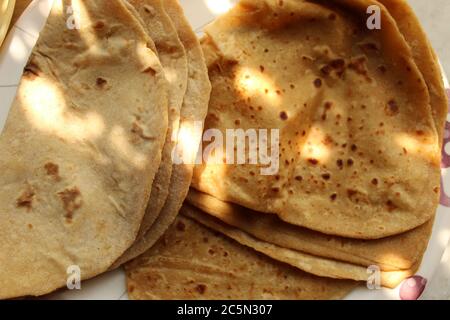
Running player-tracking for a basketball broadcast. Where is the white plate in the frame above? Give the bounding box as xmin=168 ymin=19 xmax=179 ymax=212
xmin=1 ymin=0 xmax=449 ymax=300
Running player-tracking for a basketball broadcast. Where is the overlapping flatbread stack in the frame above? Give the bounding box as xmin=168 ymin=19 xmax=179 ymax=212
xmin=123 ymin=0 xmax=448 ymax=300
xmin=0 ymin=0 xmax=210 ymax=299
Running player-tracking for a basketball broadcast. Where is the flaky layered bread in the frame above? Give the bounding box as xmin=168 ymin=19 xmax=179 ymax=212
xmin=192 ymin=0 xmax=442 ymax=239
xmin=183 ymin=204 xmax=424 ymax=288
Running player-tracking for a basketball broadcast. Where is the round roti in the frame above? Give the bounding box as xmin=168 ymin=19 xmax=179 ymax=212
xmin=0 ymin=0 xmax=168 ymax=299
xmin=191 ymin=0 xmax=442 ymax=239
xmin=187 ymin=189 xmax=433 ymax=272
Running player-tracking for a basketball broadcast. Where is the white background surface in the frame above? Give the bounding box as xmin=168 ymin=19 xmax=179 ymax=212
xmin=408 ymin=0 xmax=450 ymax=300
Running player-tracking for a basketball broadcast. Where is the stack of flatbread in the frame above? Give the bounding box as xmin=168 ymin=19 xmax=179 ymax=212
xmin=0 ymin=0 xmax=210 ymax=299
xmin=0 ymin=0 xmax=447 ymax=300
xmin=125 ymin=0 xmax=447 ymax=300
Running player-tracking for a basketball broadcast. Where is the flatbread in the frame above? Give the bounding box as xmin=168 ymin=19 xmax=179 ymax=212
xmin=124 ymin=0 xmax=188 ymax=241
xmin=191 ymin=0 xmax=441 ymax=239
xmin=183 ymin=204 xmax=422 ymax=289
xmin=187 ymin=189 xmax=433 ymax=271
xmin=0 ymin=0 xmax=168 ymax=299
xmin=125 ymin=214 xmax=357 ymax=299
xmin=112 ymin=0 xmax=211 ymax=268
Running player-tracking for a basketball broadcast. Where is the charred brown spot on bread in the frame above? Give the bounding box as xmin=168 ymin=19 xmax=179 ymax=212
xmin=322 ymin=136 xmax=333 ymax=147
xmin=45 ymin=163 xmax=61 ymax=181
xmin=386 ymin=99 xmax=399 ymax=116
xmin=386 ymin=200 xmax=397 ymax=212
xmin=93 ymin=20 xmax=105 ymax=30
xmin=17 ymin=187 xmax=35 ymax=210
xmin=131 ymin=122 xmax=156 ymax=141
xmin=330 ymin=58 xmax=345 ymax=70
xmin=324 ymin=102 xmax=333 ymax=110
xmin=313 ymin=78 xmax=322 ymax=88
xmin=320 ymin=58 xmax=346 ymax=78
xmin=346 ymin=189 xmax=368 ymax=204
xmin=195 ymin=284 xmax=207 ymax=294
xmin=58 ymin=187 xmax=82 ymax=220
xmin=96 ymin=77 xmax=108 ymax=88
xmin=348 ymin=56 xmax=371 ymax=82
xmin=359 ymin=42 xmax=379 ymax=53
xmin=322 ymin=173 xmax=331 ymax=180
xmin=320 ymin=64 xmax=332 ymax=76
xmin=142 ymin=66 xmax=156 ymax=76
xmin=280 ymin=111 xmax=288 ymax=121
xmin=347 ymin=189 xmax=357 ymax=197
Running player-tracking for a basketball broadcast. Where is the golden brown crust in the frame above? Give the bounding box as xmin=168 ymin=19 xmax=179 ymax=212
xmin=192 ymin=0 xmax=441 ymax=239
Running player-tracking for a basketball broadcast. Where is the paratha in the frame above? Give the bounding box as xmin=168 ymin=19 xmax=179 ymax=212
xmin=125 ymin=214 xmax=357 ymax=299
xmin=183 ymin=204 xmax=423 ymax=288
xmin=191 ymin=0 xmax=441 ymax=239
xmin=0 ymin=0 xmax=168 ymax=299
